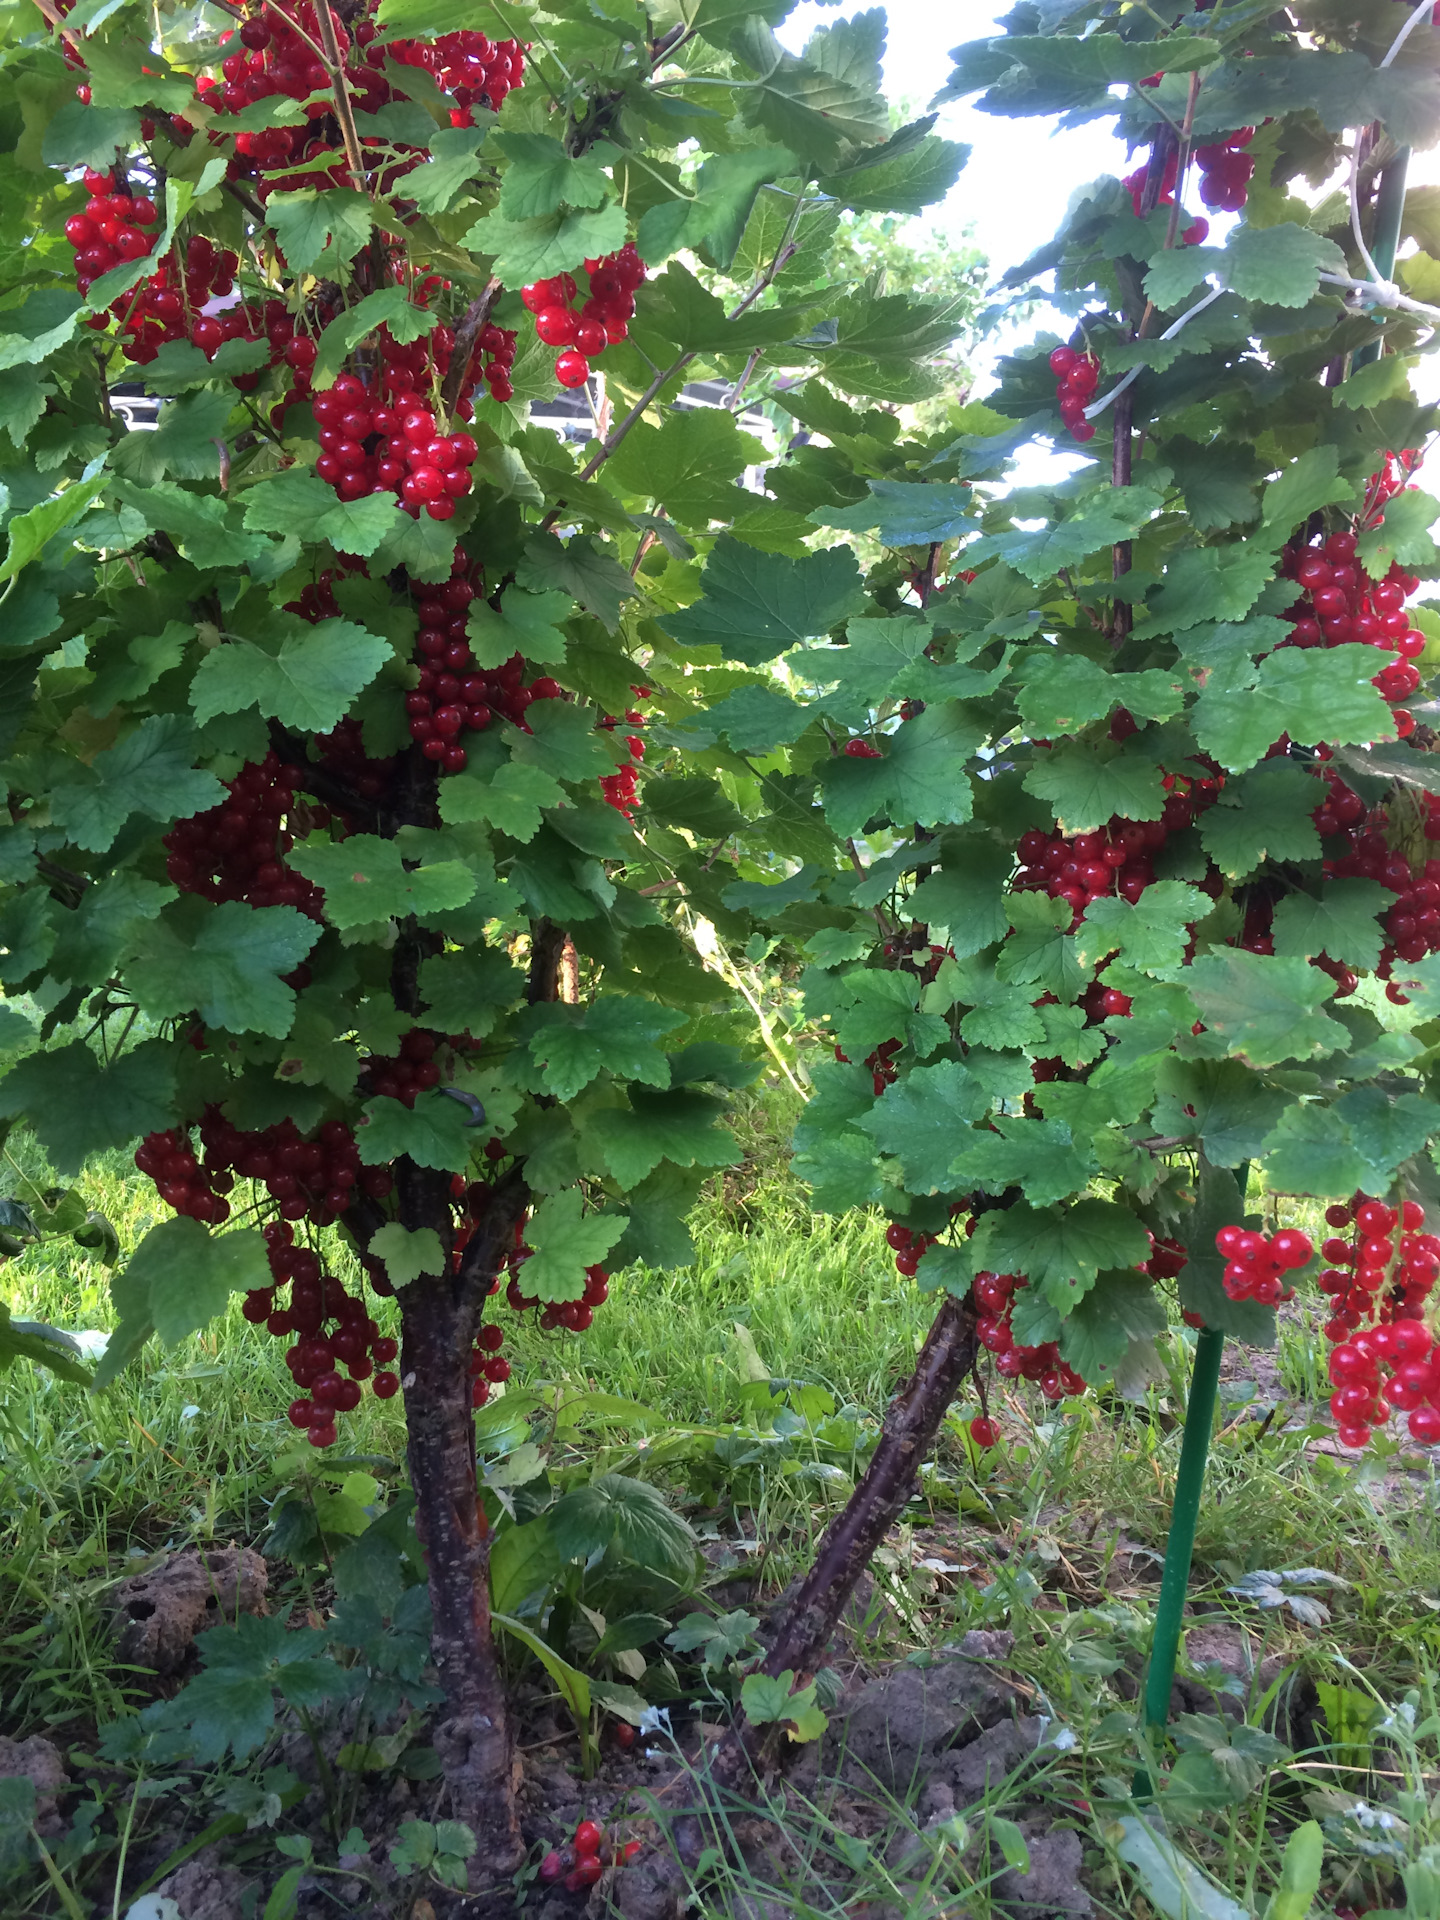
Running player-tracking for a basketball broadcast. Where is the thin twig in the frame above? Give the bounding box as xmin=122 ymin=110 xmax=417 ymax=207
xmin=440 ymin=277 xmax=501 ymax=414
xmin=312 ymin=0 xmax=366 ymax=186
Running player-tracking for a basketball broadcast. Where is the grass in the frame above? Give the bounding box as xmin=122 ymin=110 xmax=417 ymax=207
xmin=3 ymin=1096 xmax=1440 ymax=1916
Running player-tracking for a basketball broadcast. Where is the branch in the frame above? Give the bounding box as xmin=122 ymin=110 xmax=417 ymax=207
xmin=313 ymin=0 xmax=366 ymax=187
xmin=440 ymin=277 xmax=502 ymax=414
xmin=527 ymin=918 xmax=567 ymax=1003
xmin=534 ymin=201 xmax=806 ymax=531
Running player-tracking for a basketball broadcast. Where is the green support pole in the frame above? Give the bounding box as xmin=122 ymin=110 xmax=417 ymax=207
xmin=1353 ymin=144 xmax=1411 ymax=371
xmin=1134 ymin=1324 xmax=1226 ymax=1796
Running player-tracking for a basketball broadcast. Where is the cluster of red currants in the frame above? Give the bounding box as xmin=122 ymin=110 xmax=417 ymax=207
xmin=358 ymin=1027 xmax=456 ymax=1111
xmin=1316 ymin=1196 xmax=1439 ymax=1337
xmin=1014 ymin=782 xmax=1224 ymax=925
xmin=390 ymin=24 xmax=526 ymax=124
xmin=1193 ymin=128 xmax=1255 ymax=211
xmin=506 ymin=1237 xmax=611 ymax=1335
xmin=973 ymin=1270 xmax=1089 ymax=1399
xmin=1121 ymin=144 xmax=1211 ymax=246
xmin=1213 ymin=1223 xmax=1314 ymax=1304
xmin=311 ymin=374 xmax=481 ymax=517
xmin=162 ymin=752 xmax=326 ymax=919
xmin=1328 ymin=1321 xmax=1440 ymax=1451
xmin=1047 ymin=345 xmax=1099 ymax=442
xmin=597 ymin=694 xmax=649 ymax=817
xmin=133 ymin=1109 xmax=384 ymax=1232
xmin=63 ymin=169 xmax=158 ymax=295
xmin=70 ymin=204 xmax=248 ymax=371
xmin=205 ymin=4 xmax=523 ymax=197
xmin=1277 ymin=527 xmax=1423 ymax=735
xmin=1360 ymin=448 xmax=1423 ymax=530
xmin=1308 ymin=773 xmax=1440 ymax=996
xmin=241 ymin=1224 xmax=401 ymax=1447
xmin=520 ymin=244 xmax=648 ymax=390
xmin=884 ymin=1218 xmax=941 ymax=1279
xmin=540 ymin=1818 xmax=641 ymax=1894
xmin=466 ymin=1320 xmax=509 ymax=1410
xmin=405 ymin=547 xmax=565 ymax=776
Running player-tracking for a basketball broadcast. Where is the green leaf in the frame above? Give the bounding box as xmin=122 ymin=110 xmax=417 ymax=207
xmin=0 ymin=1039 xmax=175 ymax=1178
xmin=466 ymin=588 xmax=571 ymax=668
xmin=1357 ymin=489 xmax=1440 ymax=576
xmin=417 ymin=946 xmax=521 ymax=1035
xmin=1162 ymin=436 xmax=1262 ymax=533
xmin=518 ymin=998 xmax=686 ymax=1101
xmin=993 ymin=893 xmax=1087 ymax=1001
xmin=125 ymin=1217 xmax=270 ymax=1349
xmin=1191 ymin=648 xmax=1395 ymax=774
xmin=605 ymin=409 xmax=766 ymax=523
xmin=1185 ymin=951 xmax=1348 ymax=1067
xmin=550 ymin=1471 xmax=695 ymax=1581
xmin=1264 ymin=1822 xmax=1323 ymax=1920
xmin=368 ymin=1223 xmax=446 ymax=1285
xmin=266 ymin=190 xmax=374 ymax=276
xmin=128 ymin=900 xmax=321 ymax=1039
xmin=1260 ymin=446 xmax=1357 ymax=537
xmin=1074 ymin=882 xmax=1209 ymax=977
xmin=1023 ymin=744 xmax=1166 ymax=836
xmin=734 ymin=15 xmax=890 ymax=167
xmin=50 ymin=715 xmax=225 ymax=853
xmin=1197 ymin=762 xmax=1323 ymax=878
xmin=312 ymin=287 xmax=436 ymax=391
xmin=289 ymin=834 xmax=475 ymax=928
xmin=241 ymin=468 xmax=402 ymax=557
xmin=967 ymin=488 xmax=1162 ymax=584
xmin=190 ymin=619 xmax=390 ymax=733
xmin=356 ymin=1091 xmax=477 ymax=1173
xmin=852 ymin=1059 xmax=993 ymax=1194
xmin=663 ymin=536 xmax=866 ymax=666
xmin=950 ymin=1116 xmax=1099 ymax=1208
xmin=587 ymin=1087 xmax=739 ymax=1189
xmin=0 ymin=1302 xmax=92 ymax=1385
xmin=1058 ymin=1270 xmax=1167 ymax=1390
xmin=506 ymin=702 xmax=615 ymax=783
xmin=0 ymin=466 xmax=111 ymax=585
xmin=817 ymin=120 xmax=967 ymax=216
xmin=42 ymin=100 xmax=141 ymax=168
xmin=740 ymin=1669 xmax=825 ymax=1741
xmin=637 ymin=148 xmax=798 ymax=271
xmin=462 ymin=202 xmax=628 ymax=284
xmin=1270 ymin=880 xmax=1389 ymax=969
xmin=1111 ymin=1814 xmax=1250 ymax=1920
xmin=816 ymin=480 xmax=977 ymax=546
xmin=907 ymin=838 xmax=1013 ymax=955
xmin=1014 ymin=655 xmax=1184 ymax=736
xmin=439 ymin=759 xmax=564 ymax=839
xmin=1143 ymin=545 xmax=1276 ymax=633
xmin=1152 ymin=1059 xmax=1290 ymax=1170
xmin=972 ymin=1201 xmax=1151 ymax=1315
xmin=1334 ymin=1085 xmax=1440 ymax=1186
xmin=1224 ymin=222 xmax=1346 ymax=308
xmin=1259 ymin=1102 xmax=1377 ymax=1199
xmin=819 ymin=700 xmax=984 ymax=838
xmin=522 ymin=1188 xmax=627 ymax=1303
xmin=516 ymin=533 xmax=637 ymax=633
xmin=404 ymin=126 xmax=487 ymax=216
xmin=111 ymin=481 xmax=270 ymax=571
xmin=493 ymin=132 xmax=613 ymax=221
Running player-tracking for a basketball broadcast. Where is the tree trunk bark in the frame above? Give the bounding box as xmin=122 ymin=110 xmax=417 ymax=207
xmin=690 ymin=1293 xmax=979 ymax=1812
xmin=400 ymin=1273 xmax=524 ymax=1891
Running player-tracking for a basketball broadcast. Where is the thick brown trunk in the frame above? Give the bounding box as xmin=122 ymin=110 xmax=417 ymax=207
xmin=400 ymin=1272 xmax=523 ymax=1890
xmin=692 ymin=1294 xmax=979 ymax=1810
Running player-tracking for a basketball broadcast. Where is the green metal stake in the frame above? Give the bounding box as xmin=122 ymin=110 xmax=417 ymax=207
xmin=1134 ymin=1323 xmax=1226 ymax=1797
xmin=1352 ymin=143 xmax=1411 ymax=372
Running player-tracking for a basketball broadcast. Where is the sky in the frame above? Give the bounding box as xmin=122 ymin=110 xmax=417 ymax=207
xmin=777 ymin=1 xmax=1440 ymax=497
